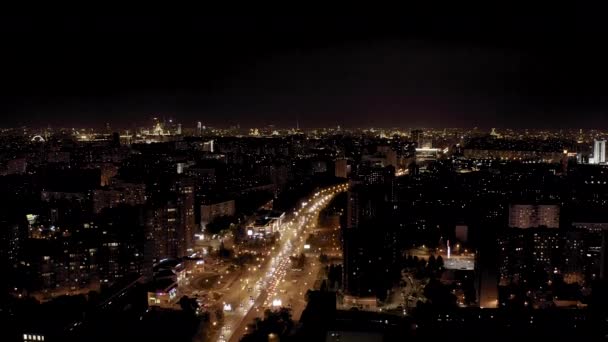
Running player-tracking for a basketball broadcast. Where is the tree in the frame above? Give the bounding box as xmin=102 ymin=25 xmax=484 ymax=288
xmin=436 ymin=255 xmax=444 ymax=269
xmin=428 ymin=255 xmax=437 ymax=271
xmin=206 ymin=215 xmax=235 ymax=234
xmin=235 ymin=252 xmax=255 ymax=266
xmin=304 ymin=289 xmax=313 ymax=302
xmin=219 ymin=241 xmax=233 ymax=259
xmin=214 ymin=307 xmax=224 ymax=322
xmin=179 ymin=295 xmax=198 ymax=316
xmin=299 ymin=253 xmax=306 ymax=266
xmin=406 ymin=254 xmax=414 ymax=268
xmin=320 ymin=280 xmax=328 ymax=292
xmin=290 ymin=253 xmax=306 ymax=269
xmin=241 ymin=307 xmax=294 ymax=341
xmin=464 ymin=283 xmax=477 ymax=305
xmin=423 ymin=278 xmax=457 ymax=310
xmin=319 ymin=253 xmax=329 ymax=263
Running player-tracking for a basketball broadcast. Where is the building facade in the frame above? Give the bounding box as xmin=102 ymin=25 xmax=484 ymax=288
xmin=508 ymin=204 xmax=560 ymax=229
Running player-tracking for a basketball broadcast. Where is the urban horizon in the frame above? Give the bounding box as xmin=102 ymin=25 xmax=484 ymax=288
xmin=3 ymin=11 xmax=608 ymax=342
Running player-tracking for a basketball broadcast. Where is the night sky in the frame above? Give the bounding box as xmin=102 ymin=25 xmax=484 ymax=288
xmin=1 ymin=12 xmax=608 ymax=128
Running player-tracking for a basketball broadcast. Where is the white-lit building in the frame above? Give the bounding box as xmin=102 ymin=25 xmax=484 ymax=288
xmin=246 ymin=210 xmax=285 ymax=238
xmin=592 ymin=139 xmax=606 ymax=164
xmin=22 ymin=333 xmax=45 ymax=342
xmin=415 ymin=147 xmax=441 ymax=162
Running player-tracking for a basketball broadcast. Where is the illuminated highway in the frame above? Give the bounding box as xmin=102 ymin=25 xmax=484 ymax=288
xmin=209 ymin=183 xmax=348 ymax=342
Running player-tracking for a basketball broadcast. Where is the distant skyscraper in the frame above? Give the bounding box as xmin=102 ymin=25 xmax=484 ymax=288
xmin=197 ymin=121 xmax=202 ymax=136
xmin=176 ymin=123 xmax=182 ymax=135
xmin=593 ymin=139 xmax=606 ymax=164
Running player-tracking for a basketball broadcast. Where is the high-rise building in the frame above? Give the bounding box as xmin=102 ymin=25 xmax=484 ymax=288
xmin=202 ymin=140 xmax=214 ymax=153
xmin=343 ymin=180 xmax=400 ymax=299
xmin=97 ymin=206 xmax=146 ymax=286
xmin=601 ymin=231 xmax=608 ymax=280
xmin=6 ymin=158 xmax=27 ymax=175
xmin=176 ymin=180 xmax=195 ymax=255
xmin=92 ymin=182 xmax=146 ymax=213
xmin=335 ymin=158 xmax=348 ymax=178
xmin=145 ymin=202 xmax=180 ymax=262
xmin=508 ymin=204 xmax=560 ymax=229
xmin=201 ymin=200 xmax=235 ymax=230
xmin=498 ymin=228 xmax=586 ymax=287
xmin=537 ymin=205 xmax=560 ymax=227
xmin=592 ymin=139 xmax=606 ymax=164
xmin=342 ymin=219 xmax=399 ymax=298
xmin=346 ymin=187 xmax=360 ymax=230
xmin=478 ymin=261 xmax=498 ymax=308
xmin=145 ymin=180 xmax=195 ymax=262
xmin=356 ymin=164 xmax=394 ymax=186
xmin=196 ymin=121 xmax=202 ymax=136
xmin=411 ymin=129 xmax=423 ymax=147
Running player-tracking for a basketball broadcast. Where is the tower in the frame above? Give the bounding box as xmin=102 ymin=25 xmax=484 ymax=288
xmin=411 ymin=129 xmax=423 ymax=147
xmin=593 ymin=140 xmax=606 ymax=164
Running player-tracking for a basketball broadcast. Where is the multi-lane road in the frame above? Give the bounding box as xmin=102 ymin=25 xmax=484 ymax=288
xmin=208 ymin=183 xmax=348 ymax=342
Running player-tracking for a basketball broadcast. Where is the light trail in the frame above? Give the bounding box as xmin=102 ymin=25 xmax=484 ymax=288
xmin=215 ymin=183 xmax=348 ymax=342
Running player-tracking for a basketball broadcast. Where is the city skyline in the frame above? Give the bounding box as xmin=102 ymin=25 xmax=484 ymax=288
xmin=3 ymin=12 xmax=608 ymax=342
